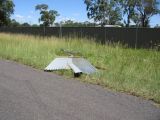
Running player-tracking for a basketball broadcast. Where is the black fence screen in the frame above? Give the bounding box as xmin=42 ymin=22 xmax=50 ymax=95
xmin=0 ymin=27 xmax=159 ymax=49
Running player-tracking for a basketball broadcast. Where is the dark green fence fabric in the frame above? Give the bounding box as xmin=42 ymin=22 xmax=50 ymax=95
xmin=0 ymin=27 xmax=159 ymax=48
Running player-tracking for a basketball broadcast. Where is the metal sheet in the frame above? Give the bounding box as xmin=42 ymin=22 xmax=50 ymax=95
xmin=72 ymin=58 xmax=97 ymax=74
xmin=45 ymin=57 xmax=97 ymax=74
xmin=69 ymin=63 xmax=82 ymax=73
xmin=45 ymin=58 xmax=71 ymax=71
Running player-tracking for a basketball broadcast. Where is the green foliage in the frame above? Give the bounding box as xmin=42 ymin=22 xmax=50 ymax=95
xmin=0 ymin=0 xmax=15 ymax=26
xmin=56 ymin=20 xmax=96 ymax=27
xmin=136 ymin=0 xmax=160 ymax=27
xmin=32 ymin=24 xmax=39 ymax=27
xmin=84 ymin=0 xmax=122 ymax=26
xmin=154 ymin=24 xmax=160 ymax=28
xmin=21 ymin=22 xmax=31 ymax=27
xmin=9 ymin=19 xmax=20 ymax=27
xmin=118 ymin=0 xmax=137 ymax=27
xmin=117 ymin=0 xmax=160 ymax=27
xmin=35 ymin=4 xmax=59 ymax=27
xmin=0 ymin=33 xmax=160 ymax=103
xmin=84 ymin=0 xmax=160 ymax=27
xmin=9 ymin=19 xmax=32 ymax=27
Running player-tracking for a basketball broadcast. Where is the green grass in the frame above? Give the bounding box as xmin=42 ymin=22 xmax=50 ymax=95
xmin=0 ymin=33 xmax=160 ymax=103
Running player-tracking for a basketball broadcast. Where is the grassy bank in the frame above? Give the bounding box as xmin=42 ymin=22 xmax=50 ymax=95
xmin=0 ymin=33 xmax=159 ymax=103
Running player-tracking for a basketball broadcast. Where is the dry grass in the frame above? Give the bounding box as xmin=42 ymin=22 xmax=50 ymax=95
xmin=0 ymin=33 xmax=159 ymax=103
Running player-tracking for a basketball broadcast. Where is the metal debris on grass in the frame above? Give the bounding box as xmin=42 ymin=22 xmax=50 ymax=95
xmin=45 ymin=49 xmax=97 ymax=77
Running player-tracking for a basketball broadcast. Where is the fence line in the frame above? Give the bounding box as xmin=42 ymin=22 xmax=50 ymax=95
xmin=0 ymin=27 xmax=160 ymax=49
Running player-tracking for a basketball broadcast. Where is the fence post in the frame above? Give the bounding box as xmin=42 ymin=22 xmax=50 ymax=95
xmin=104 ymin=27 xmax=106 ymax=44
xmin=59 ymin=23 xmax=62 ymax=38
xmin=43 ymin=26 xmax=46 ymax=36
xmin=80 ymin=27 xmax=82 ymax=39
xmin=135 ymin=27 xmax=138 ymax=49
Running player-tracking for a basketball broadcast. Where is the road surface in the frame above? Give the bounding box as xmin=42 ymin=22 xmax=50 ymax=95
xmin=0 ymin=59 xmax=160 ymax=120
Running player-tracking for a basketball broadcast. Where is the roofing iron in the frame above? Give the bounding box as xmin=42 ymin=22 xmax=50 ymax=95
xmin=45 ymin=57 xmax=97 ymax=74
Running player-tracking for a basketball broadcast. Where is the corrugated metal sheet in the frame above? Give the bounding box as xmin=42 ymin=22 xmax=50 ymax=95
xmin=72 ymin=58 xmax=96 ymax=74
xmin=69 ymin=63 xmax=82 ymax=73
xmin=45 ymin=58 xmax=71 ymax=71
xmin=45 ymin=57 xmax=97 ymax=74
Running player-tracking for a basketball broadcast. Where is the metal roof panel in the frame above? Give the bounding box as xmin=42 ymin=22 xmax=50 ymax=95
xmin=45 ymin=57 xmax=97 ymax=75
xmin=45 ymin=58 xmax=71 ymax=71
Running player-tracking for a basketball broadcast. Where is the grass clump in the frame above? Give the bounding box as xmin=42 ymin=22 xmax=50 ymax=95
xmin=0 ymin=33 xmax=159 ymax=103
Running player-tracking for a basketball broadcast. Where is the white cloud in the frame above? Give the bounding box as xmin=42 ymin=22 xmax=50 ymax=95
xmin=15 ymin=14 xmax=24 ymax=19
xmin=14 ymin=14 xmax=25 ymax=23
xmin=13 ymin=14 xmax=35 ymax=24
xmin=30 ymin=11 xmax=34 ymax=14
xmin=27 ymin=16 xmax=32 ymax=19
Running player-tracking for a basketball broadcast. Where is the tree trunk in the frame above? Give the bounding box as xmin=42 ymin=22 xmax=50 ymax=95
xmin=141 ymin=13 xmax=146 ymax=27
xmin=126 ymin=7 xmax=131 ymax=27
xmin=126 ymin=14 xmax=130 ymax=27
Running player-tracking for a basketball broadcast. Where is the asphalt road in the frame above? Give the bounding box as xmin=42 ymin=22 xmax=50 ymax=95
xmin=0 ymin=59 xmax=160 ymax=120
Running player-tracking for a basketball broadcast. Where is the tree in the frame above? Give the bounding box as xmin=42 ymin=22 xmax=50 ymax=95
xmin=154 ymin=24 xmax=160 ymax=28
xmin=59 ymin=20 xmax=96 ymax=27
xmin=0 ymin=0 xmax=15 ymax=26
xmin=10 ymin=19 xmax=20 ymax=27
xmin=32 ymin=24 xmax=39 ymax=27
xmin=136 ymin=0 xmax=160 ymax=27
xmin=35 ymin=4 xmax=59 ymax=27
xmin=61 ymin=20 xmax=75 ymax=27
xmin=21 ymin=22 xmax=31 ymax=27
xmin=84 ymin=0 xmax=122 ymax=26
xmin=118 ymin=0 xmax=137 ymax=27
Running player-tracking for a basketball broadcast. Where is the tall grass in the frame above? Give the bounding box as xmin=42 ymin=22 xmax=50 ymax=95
xmin=0 ymin=33 xmax=159 ymax=103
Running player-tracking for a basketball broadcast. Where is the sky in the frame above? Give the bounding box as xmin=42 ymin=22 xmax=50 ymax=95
xmin=12 ymin=0 xmax=160 ymax=27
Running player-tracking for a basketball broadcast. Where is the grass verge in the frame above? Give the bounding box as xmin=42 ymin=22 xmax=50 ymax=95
xmin=0 ymin=33 xmax=159 ymax=103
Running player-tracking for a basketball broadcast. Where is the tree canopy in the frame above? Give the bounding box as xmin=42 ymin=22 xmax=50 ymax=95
xmin=84 ymin=0 xmax=160 ymax=27
xmin=118 ymin=0 xmax=137 ymax=27
xmin=136 ymin=0 xmax=160 ymax=27
xmin=54 ymin=20 xmax=96 ymax=27
xmin=35 ymin=4 xmax=59 ymax=27
xmin=0 ymin=0 xmax=15 ymax=26
xmin=84 ymin=0 xmax=122 ymax=26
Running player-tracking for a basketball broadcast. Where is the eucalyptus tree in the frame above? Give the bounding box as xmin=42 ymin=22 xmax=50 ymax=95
xmin=0 ymin=0 xmax=15 ymax=26
xmin=10 ymin=19 xmax=20 ymax=27
xmin=35 ymin=4 xmax=59 ymax=27
xmin=136 ymin=0 xmax=160 ymax=27
xmin=84 ymin=0 xmax=122 ymax=26
xmin=118 ymin=0 xmax=137 ymax=27
xmin=119 ymin=0 xmax=160 ymax=27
